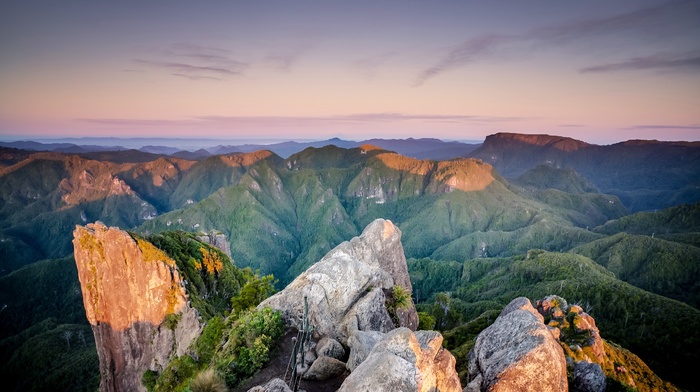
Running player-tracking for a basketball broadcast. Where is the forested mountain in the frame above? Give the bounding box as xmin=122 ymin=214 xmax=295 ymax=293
xmin=1 ymin=133 xmax=699 ymax=391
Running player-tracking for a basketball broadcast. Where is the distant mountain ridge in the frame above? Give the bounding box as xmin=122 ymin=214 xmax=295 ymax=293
xmin=2 ymin=137 xmax=480 ymax=161
xmin=470 ymin=132 xmax=700 ymax=211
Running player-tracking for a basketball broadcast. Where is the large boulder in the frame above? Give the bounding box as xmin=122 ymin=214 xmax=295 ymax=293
xmin=259 ymin=219 xmax=418 ymax=344
xmin=339 ymin=327 xmax=462 ymax=392
xmin=302 ymin=355 xmax=347 ymax=381
xmin=246 ymin=378 xmax=292 ymax=392
xmin=572 ymin=361 xmax=606 ymax=392
xmin=465 ymin=297 xmax=568 ymax=392
xmin=346 ymin=330 xmax=385 ymax=372
xmin=316 ymin=337 xmax=346 ymax=360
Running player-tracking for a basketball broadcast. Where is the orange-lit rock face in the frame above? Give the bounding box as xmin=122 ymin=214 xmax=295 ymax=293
xmin=433 ymin=159 xmax=495 ymax=192
xmin=375 ymin=153 xmax=495 ymax=192
xmin=73 ymin=222 xmax=186 ymax=330
xmin=220 ymin=150 xmax=275 ymax=167
xmin=376 ymin=153 xmax=433 ymax=175
xmin=73 ymin=222 xmax=199 ymax=392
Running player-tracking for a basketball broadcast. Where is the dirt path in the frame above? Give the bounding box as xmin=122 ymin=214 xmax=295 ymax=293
xmin=233 ymin=329 xmax=348 ymax=392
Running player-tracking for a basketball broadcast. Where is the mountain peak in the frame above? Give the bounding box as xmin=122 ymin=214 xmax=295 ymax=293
xmin=487 ymin=132 xmax=590 ymax=152
xmin=358 ymin=143 xmax=384 ymax=152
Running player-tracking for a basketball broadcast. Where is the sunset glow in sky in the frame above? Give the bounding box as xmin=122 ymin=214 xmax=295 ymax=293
xmin=1 ymin=0 xmax=699 ymax=144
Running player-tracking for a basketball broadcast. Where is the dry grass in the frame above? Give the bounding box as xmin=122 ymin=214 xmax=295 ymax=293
xmin=191 ymin=369 xmax=228 ymax=392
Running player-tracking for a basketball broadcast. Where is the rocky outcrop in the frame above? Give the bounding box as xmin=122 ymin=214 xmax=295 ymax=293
xmin=465 ymin=296 xmax=680 ymax=392
xmin=247 ymin=219 xmax=450 ymax=391
xmin=338 ymin=327 xmax=462 ymax=392
xmin=346 ymin=330 xmax=384 ymax=372
xmin=259 ymin=218 xmax=418 ymax=344
xmin=465 ymin=297 xmax=568 ymax=392
xmin=196 ymin=230 xmax=232 ymax=258
xmin=73 ymin=222 xmax=200 ymax=392
xmin=315 ymin=337 xmax=345 ymax=360
xmin=534 ymin=295 xmax=680 ymax=392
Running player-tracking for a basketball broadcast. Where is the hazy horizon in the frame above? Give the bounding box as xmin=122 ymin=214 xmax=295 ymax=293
xmin=2 ymin=1 xmax=699 ymax=144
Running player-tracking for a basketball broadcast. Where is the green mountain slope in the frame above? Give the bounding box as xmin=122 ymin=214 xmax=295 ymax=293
xmin=141 ymin=147 xmax=625 ymax=283
xmin=512 ymin=164 xmax=600 ymax=194
xmin=572 ymin=233 xmax=700 ymax=308
xmin=594 ymin=202 xmax=700 ymax=236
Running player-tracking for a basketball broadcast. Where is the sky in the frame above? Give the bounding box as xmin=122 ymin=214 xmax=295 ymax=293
xmin=1 ymin=0 xmax=699 ymax=145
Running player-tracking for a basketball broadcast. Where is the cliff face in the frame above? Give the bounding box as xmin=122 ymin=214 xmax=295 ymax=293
xmin=73 ymin=222 xmax=200 ymax=392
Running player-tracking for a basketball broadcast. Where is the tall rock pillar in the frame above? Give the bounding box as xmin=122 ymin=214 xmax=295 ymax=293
xmin=73 ymin=222 xmax=200 ymax=392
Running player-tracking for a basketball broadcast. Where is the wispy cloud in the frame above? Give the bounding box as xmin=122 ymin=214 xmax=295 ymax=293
xmin=623 ymin=124 xmax=700 ymax=130
xmin=415 ymin=34 xmax=510 ymax=86
xmin=135 ymin=59 xmax=243 ymax=76
xmin=579 ymin=51 xmax=700 ymax=73
xmin=528 ymin=0 xmax=693 ymax=43
xmin=134 ymin=43 xmax=247 ymax=81
xmin=354 ymin=52 xmax=400 ymax=79
xmin=198 ymin=112 xmax=525 ymax=126
xmin=263 ymin=45 xmax=311 ymax=72
xmin=171 ymin=73 xmax=223 ymax=81
xmin=416 ymin=0 xmax=700 ymax=85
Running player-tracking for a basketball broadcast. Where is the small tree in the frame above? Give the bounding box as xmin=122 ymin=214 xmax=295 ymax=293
xmin=230 ymin=275 xmax=276 ymax=314
xmin=62 ymin=330 xmax=73 ymax=350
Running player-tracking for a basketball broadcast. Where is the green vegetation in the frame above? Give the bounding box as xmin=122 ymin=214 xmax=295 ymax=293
xmin=417 ymin=312 xmax=436 ymax=330
xmin=0 ymin=319 xmax=99 ymax=392
xmin=594 ymin=202 xmax=700 ymax=236
xmin=230 ymin=274 xmax=276 ymax=315
xmin=408 ymin=258 xmax=463 ymax=302
xmin=0 ymin=257 xmax=100 ymax=391
xmin=140 ymin=229 xmax=284 ymax=391
xmin=149 ymin=307 xmax=283 ymax=391
xmin=572 ymin=233 xmax=700 ymax=308
xmin=141 ymin=231 xmax=249 ymax=320
xmin=386 ymin=285 xmax=413 ymax=327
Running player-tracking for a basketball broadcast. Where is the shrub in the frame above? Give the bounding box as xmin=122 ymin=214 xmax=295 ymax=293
xmin=142 ymin=370 xmax=158 ymax=392
xmin=418 ymin=311 xmax=436 ymax=330
xmin=230 ymin=274 xmax=276 ymax=315
xmin=392 ymin=285 xmax=412 ymax=310
xmin=154 ymin=355 xmax=198 ymax=392
xmin=163 ymin=313 xmax=182 ymax=331
xmin=213 ymin=307 xmax=283 ymax=387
